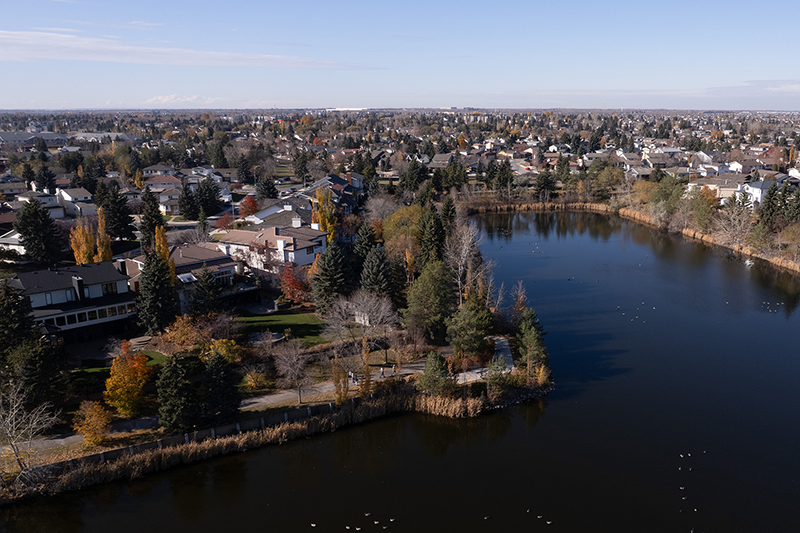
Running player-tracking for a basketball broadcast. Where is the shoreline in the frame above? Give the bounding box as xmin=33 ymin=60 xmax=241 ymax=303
xmin=466 ymin=200 xmax=800 ymax=276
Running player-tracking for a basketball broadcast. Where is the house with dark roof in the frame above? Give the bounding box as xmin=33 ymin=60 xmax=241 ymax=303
xmin=6 ymin=261 xmax=136 ymax=337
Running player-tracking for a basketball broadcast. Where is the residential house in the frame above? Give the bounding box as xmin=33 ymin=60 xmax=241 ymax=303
xmin=428 ymin=153 xmax=454 ymax=169
xmin=16 ymin=191 xmax=65 ymax=218
xmin=0 ymin=175 xmax=27 ymax=198
xmin=6 ymin=261 xmax=136 ymax=338
xmin=143 ymin=175 xmax=182 ymax=191
xmin=56 ymin=187 xmax=96 ymax=217
xmin=142 ymin=164 xmax=175 ymax=177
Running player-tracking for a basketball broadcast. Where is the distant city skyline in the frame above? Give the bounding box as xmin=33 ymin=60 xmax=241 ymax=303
xmin=3 ymin=0 xmax=800 ymax=111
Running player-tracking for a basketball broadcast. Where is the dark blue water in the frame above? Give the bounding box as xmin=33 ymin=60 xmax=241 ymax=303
xmin=4 ymin=212 xmax=799 ymax=533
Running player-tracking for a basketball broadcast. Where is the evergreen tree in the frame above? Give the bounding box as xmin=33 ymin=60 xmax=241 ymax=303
xmin=255 ymin=177 xmax=278 ymax=200
xmin=360 ymin=245 xmax=391 ymax=296
xmin=13 ymin=200 xmax=63 ymax=265
xmin=94 ymin=181 xmax=110 ymax=210
xmin=759 ymin=182 xmax=780 ymax=231
xmin=403 ymin=260 xmax=454 ymax=341
xmin=312 ymin=242 xmax=352 ymax=314
xmin=446 ymin=296 xmax=492 ymax=356
xmin=137 ymin=251 xmax=178 ymax=335
xmin=197 ymin=178 xmax=220 ymax=216
xmin=139 ymin=186 xmax=162 ymax=252
xmin=34 ymin=164 xmax=56 ymax=193
xmin=353 ymin=222 xmax=377 ymax=271
xmin=103 ymin=185 xmax=136 ymax=240
xmin=440 ymin=195 xmax=456 ymax=232
xmin=157 ymin=355 xmax=201 ymax=434
xmin=178 ymin=184 xmax=199 ymax=221
xmin=236 ymin=155 xmax=253 ymax=184
xmin=191 ymin=263 xmax=221 ymax=315
xmin=21 ymin=163 xmax=35 ymax=187
xmin=416 ymin=350 xmax=449 ymax=395
xmin=0 ymin=280 xmax=34 ymax=359
xmin=418 ymin=207 xmax=444 ymax=268
xmin=202 ymin=350 xmax=240 ymax=426
xmin=7 ymin=337 xmax=62 ymax=410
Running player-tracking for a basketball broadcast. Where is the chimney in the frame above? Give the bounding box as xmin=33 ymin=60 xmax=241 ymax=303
xmin=292 ymin=216 xmax=302 ymax=228
xmin=311 ymin=222 xmax=320 ymax=231
xmin=114 ymin=259 xmax=127 ymax=275
xmin=72 ymin=276 xmax=84 ymax=301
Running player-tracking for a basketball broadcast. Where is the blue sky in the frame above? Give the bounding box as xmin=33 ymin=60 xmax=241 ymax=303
xmin=2 ymin=0 xmax=800 ymax=110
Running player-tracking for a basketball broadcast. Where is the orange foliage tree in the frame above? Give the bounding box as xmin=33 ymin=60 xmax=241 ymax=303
xmin=72 ymin=400 xmax=112 ymax=446
xmin=104 ymin=341 xmax=151 ymax=417
xmin=70 ymin=217 xmax=95 ymax=264
xmin=239 ymin=195 xmax=259 ymax=219
xmin=94 ymin=207 xmax=112 ymax=262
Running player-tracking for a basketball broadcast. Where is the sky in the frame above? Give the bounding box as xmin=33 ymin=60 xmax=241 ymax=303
xmin=2 ymin=0 xmax=800 ymax=111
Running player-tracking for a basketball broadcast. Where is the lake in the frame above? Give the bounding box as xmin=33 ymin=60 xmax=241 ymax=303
xmin=4 ymin=211 xmax=799 ymax=533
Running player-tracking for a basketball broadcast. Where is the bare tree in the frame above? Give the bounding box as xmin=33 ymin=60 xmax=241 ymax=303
xmin=324 ymin=291 xmax=397 ymax=354
xmin=0 ymin=382 xmax=60 ymax=478
xmin=365 ymin=195 xmax=400 ymax=221
xmin=443 ymin=219 xmax=492 ymax=307
xmin=714 ymin=195 xmax=753 ymax=247
xmin=274 ymin=339 xmax=313 ymax=404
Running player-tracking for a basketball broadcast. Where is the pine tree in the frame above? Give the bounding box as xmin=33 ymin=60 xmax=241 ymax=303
xmin=440 ymin=195 xmax=456 ymax=232
xmin=312 ymin=242 xmax=352 ymax=314
xmin=403 ymin=260 xmax=453 ymax=341
xmin=21 ymin=163 xmax=35 ymax=187
xmin=197 ymin=178 xmax=220 ymax=216
xmin=157 ymin=355 xmax=201 ymax=434
xmin=236 ymin=155 xmax=253 ymax=184
xmin=418 ymin=207 xmax=444 ymax=268
xmin=94 ymin=207 xmax=112 ymax=262
xmin=255 ymin=177 xmax=278 ymax=200
xmin=353 ymin=222 xmax=377 ymax=271
xmin=360 ymin=245 xmax=390 ymax=296
xmin=103 ymin=185 xmax=135 ymax=240
xmin=759 ymin=182 xmax=780 ymax=231
xmin=34 ymin=164 xmax=55 ymax=193
xmin=13 ymin=199 xmax=63 ymax=265
xmin=0 ymin=280 xmax=34 ymax=358
xmin=139 ymin=186 xmax=162 ymax=252
xmin=70 ymin=216 xmax=95 ymax=264
xmin=7 ymin=337 xmax=63 ymax=409
xmin=191 ymin=263 xmax=221 ymax=315
xmin=178 ymin=184 xmax=199 ymax=220
xmin=202 ymin=350 xmax=240 ymax=426
xmin=137 ymin=251 xmax=178 ymax=334
xmin=94 ymin=181 xmax=110 ymax=209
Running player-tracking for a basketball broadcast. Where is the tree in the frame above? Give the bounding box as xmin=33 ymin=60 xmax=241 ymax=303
xmin=137 ymin=250 xmax=178 ymax=334
xmin=443 ymin=220 xmax=487 ymax=308
xmin=157 ymin=354 xmax=201 ymax=434
xmin=104 ymin=341 xmax=150 ymax=417
xmin=191 ymin=263 xmax=221 ymax=315
xmin=178 ymin=184 xmax=199 ymax=221
xmin=279 ymin=263 xmax=307 ymax=303
xmin=403 ymin=260 xmax=454 ymax=341
xmin=238 ymin=195 xmax=259 ymax=219
xmin=416 ymin=351 xmax=449 ymax=395
xmin=202 ymin=350 xmax=240 ymax=425
xmin=0 ymin=382 xmax=59 ymax=475
xmin=34 ymin=164 xmax=56 ymax=193
xmin=139 ymin=186 xmax=162 ymax=252
xmin=440 ymin=195 xmax=456 ymax=232
xmin=94 ymin=207 xmax=112 ymax=262
xmin=255 ymin=177 xmax=278 ymax=200
xmin=216 ymin=212 xmax=234 ymax=231
xmin=353 ymin=222 xmax=377 ymax=272
xmin=759 ymin=182 xmax=780 ymax=231
xmin=313 ymin=188 xmax=337 ymax=243
xmin=0 ymin=281 xmax=34 ymax=358
xmin=197 ymin=178 xmax=220 ymax=216
xmin=13 ymin=199 xmax=63 ymax=265
xmin=446 ymin=296 xmax=492 ymax=357
xmin=70 ymin=216 xmax=95 ymax=265
xmin=274 ymin=339 xmax=312 ymax=404
xmin=418 ymin=207 xmax=444 ymax=268
xmin=103 ymin=185 xmax=136 ymax=240
xmin=72 ymin=401 xmax=111 ymax=446
xmin=713 ymin=192 xmax=753 ymax=246
xmin=517 ymin=308 xmax=549 ymax=381
xmin=312 ymin=241 xmax=352 ymax=313
xmin=7 ymin=337 xmax=62 ymax=409
xmin=21 ymin=163 xmax=35 ymax=187
xmin=236 ymin=155 xmax=253 ymax=184
xmin=360 ymin=245 xmax=391 ymax=296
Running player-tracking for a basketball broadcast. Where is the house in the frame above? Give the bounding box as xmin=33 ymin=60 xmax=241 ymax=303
xmin=142 ymin=164 xmax=175 ymax=177
xmin=143 ymin=175 xmax=182 ymax=191
xmin=125 ymin=243 xmax=256 ymax=313
xmin=428 ymin=153 xmax=454 ymax=169
xmin=729 ymin=159 xmax=765 ymax=174
xmin=16 ymin=191 xmax=65 ymax=218
xmin=56 ymin=187 xmax=96 ymax=217
xmin=739 ymin=180 xmax=775 ymax=206
xmin=0 ymin=175 xmax=27 ymax=198
xmin=244 ymin=199 xmax=314 ymax=227
xmin=6 ymin=261 xmax=136 ymax=337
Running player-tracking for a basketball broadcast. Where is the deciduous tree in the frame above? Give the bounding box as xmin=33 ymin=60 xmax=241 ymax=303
xmin=72 ymin=401 xmax=111 ymax=446
xmin=104 ymin=341 xmax=150 ymax=417
xmin=94 ymin=207 xmax=112 ymax=262
xmin=70 ymin=217 xmax=95 ymax=265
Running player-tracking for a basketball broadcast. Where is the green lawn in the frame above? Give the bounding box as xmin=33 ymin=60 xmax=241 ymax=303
xmin=143 ymin=350 xmax=167 ymax=367
xmin=237 ymin=311 xmax=326 ymax=347
xmin=275 ymin=165 xmax=294 ymax=177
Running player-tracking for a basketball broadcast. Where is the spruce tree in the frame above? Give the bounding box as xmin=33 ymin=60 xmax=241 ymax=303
xmin=360 ymin=245 xmax=390 ymax=296
xmin=94 ymin=181 xmax=110 ymax=209
xmin=104 ymin=186 xmax=136 ymax=240
xmin=759 ymin=182 xmax=780 ymax=231
xmin=137 ymin=251 xmax=178 ymax=335
xmin=13 ymin=200 xmax=63 ymax=265
xmin=157 ymin=355 xmax=201 ymax=434
xmin=236 ymin=155 xmax=253 ymax=184
xmin=312 ymin=242 xmax=352 ymax=314
xmin=255 ymin=177 xmax=278 ymax=200
xmin=353 ymin=222 xmax=377 ymax=271
xmin=21 ymin=163 xmax=35 ymax=187
xmin=202 ymin=350 xmax=240 ymax=426
xmin=178 ymin=184 xmax=199 ymax=220
xmin=197 ymin=178 xmax=220 ymax=216
xmin=418 ymin=207 xmax=444 ymax=268
xmin=441 ymin=195 xmax=456 ymax=232
xmin=403 ymin=260 xmax=453 ymax=341
xmin=139 ymin=186 xmax=162 ymax=252
xmin=34 ymin=164 xmax=55 ymax=193
xmin=191 ymin=263 xmax=221 ymax=315
xmin=7 ymin=337 xmax=63 ymax=409
xmin=0 ymin=280 xmax=34 ymax=359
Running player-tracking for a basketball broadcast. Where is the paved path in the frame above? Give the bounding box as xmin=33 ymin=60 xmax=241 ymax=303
xmin=491 ymin=336 xmax=515 ymax=370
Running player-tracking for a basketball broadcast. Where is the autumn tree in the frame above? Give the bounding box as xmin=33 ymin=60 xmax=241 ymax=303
xmin=238 ymin=195 xmax=259 ymax=219
xmin=70 ymin=217 xmax=95 ymax=265
xmin=216 ymin=212 xmax=234 ymax=231
xmin=313 ymin=188 xmax=337 ymax=242
xmin=94 ymin=207 xmax=112 ymax=262
xmin=279 ymin=263 xmax=307 ymax=303
xmin=104 ymin=341 xmax=151 ymax=417
xmin=72 ymin=401 xmax=112 ymax=446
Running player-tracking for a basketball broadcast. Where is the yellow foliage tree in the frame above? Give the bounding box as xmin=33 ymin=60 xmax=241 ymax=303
xmin=70 ymin=217 xmax=95 ymax=265
xmin=315 ymin=188 xmax=337 ymax=243
xmin=134 ymin=169 xmax=143 ymax=189
xmin=94 ymin=207 xmax=112 ymax=262
xmin=210 ymin=339 xmax=241 ymax=363
xmin=104 ymin=341 xmax=151 ymax=417
xmin=162 ymin=314 xmax=212 ymax=352
xmin=72 ymin=400 xmax=112 ymax=446
xmin=154 ymin=225 xmax=176 ymax=284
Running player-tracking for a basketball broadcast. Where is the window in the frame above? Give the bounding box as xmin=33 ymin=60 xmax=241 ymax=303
xmin=66 ymin=314 xmax=77 ymax=325
xmin=88 ymin=310 xmax=97 ymax=320
xmin=45 ymin=293 xmax=52 ymax=305
xmin=117 ymin=305 xmax=127 ymax=315
xmin=127 ymin=304 xmax=136 ymax=313
xmin=65 ymin=289 xmax=75 ymax=302
xmin=108 ymin=307 xmax=117 ymax=317
xmin=84 ymin=287 xmax=90 ymax=299
xmin=102 ymin=283 xmax=117 ymax=296
xmin=56 ymin=316 xmax=66 ymax=326
xmin=45 ymin=318 xmax=55 ymax=325
xmin=77 ymin=312 xmax=87 ymax=322
xmin=98 ymin=308 xmax=107 ymax=319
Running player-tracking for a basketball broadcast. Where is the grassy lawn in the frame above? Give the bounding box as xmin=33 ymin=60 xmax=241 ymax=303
xmin=237 ymin=311 xmax=326 ymax=347
xmin=275 ymin=165 xmax=294 ymax=177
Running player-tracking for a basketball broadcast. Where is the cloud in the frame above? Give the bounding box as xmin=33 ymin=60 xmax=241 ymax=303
xmin=766 ymin=83 xmax=800 ymax=93
xmin=144 ymin=95 xmax=225 ymax=106
xmin=0 ymin=30 xmax=358 ymax=70
xmin=32 ymin=27 xmax=81 ymax=33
